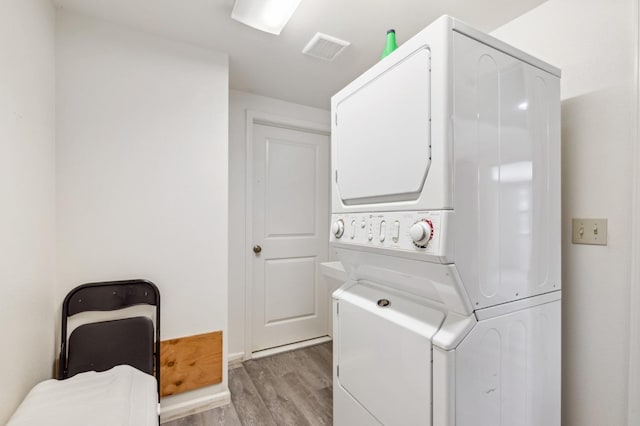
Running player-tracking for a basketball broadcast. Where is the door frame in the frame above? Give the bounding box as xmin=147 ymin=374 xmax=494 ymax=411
xmin=244 ymin=109 xmax=331 ymax=360
xmin=629 ymin=1 xmax=640 ymax=424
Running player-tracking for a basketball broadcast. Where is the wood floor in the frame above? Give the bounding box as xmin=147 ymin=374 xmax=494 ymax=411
xmin=164 ymin=342 xmax=333 ymax=426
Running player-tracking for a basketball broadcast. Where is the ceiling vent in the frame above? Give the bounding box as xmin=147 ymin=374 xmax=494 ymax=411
xmin=302 ymin=32 xmax=350 ymax=61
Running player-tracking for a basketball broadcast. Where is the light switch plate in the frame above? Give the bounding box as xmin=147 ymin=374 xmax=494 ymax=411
xmin=572 ymin=218 xmax=607 ymax=245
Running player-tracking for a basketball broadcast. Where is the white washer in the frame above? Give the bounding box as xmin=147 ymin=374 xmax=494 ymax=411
xmin=330 ymin=15 xmax=561 ymax=426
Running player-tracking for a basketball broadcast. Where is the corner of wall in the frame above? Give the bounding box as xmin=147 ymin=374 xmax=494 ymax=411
xmin=0 ymin=0 xmax=57 ymax=422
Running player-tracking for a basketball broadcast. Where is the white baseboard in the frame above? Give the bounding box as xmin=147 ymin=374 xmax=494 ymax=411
xmin=228 ymin=352 xmax=245 ymax=367
xmin=160 ymin=389 xmax=230 ymax=423
xmin=251 ymin=336 xmax=332 ymax=360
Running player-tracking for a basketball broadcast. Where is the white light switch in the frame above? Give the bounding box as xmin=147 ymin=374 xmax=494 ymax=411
xmin=572 ymin=218 xmax=607 ymax=245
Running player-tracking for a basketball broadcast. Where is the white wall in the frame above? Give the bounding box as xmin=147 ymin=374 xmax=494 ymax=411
xmin=0 ymin=0 xmax=56 ymax=423
xmin=228 ymin=90 xmax=330 ymax=357
xmin=55 ymin=10 xmax=230 ymax=414
xmin=492 ymin=1 xmax=635 ymax=425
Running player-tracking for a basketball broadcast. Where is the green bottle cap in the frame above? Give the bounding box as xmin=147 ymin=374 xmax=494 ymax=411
xmin=381 ymin=29 xmax=398 ymax=59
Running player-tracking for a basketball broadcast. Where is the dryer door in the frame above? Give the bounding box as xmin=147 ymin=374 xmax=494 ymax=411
xmin=335 ymin=282 xmax=445 ymax=425
xmin=334 ymin=48 xmax=431 ymax=205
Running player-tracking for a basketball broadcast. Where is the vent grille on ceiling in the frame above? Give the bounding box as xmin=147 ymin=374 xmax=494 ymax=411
xmin=302 ymin=32 xmax=350 ymax=61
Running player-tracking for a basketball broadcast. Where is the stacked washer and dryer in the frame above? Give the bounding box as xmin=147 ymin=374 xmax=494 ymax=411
xmin=329 ymin=16 xmax=561 ymax=426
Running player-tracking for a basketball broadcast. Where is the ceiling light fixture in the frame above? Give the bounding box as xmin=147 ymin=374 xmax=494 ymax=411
xmin=231 ymin=0 xmax=303 ymax=35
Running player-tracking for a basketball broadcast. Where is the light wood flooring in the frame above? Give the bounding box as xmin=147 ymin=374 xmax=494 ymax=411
xmin=164 ymin=342 xmax=333 ymax=426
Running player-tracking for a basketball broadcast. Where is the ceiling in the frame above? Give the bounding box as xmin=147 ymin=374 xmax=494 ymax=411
xmin=52 ymin=0 xmax=547 ymax=109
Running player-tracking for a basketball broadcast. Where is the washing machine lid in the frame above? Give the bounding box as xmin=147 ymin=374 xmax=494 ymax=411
xmin=334 ymin=48 xmax=431 ymax=205
xmin=336 ymin=282 xmax=444 ymax=425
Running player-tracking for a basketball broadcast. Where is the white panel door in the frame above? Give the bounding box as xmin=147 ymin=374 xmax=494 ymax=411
xmin=251 ymin=123 xmax=330 ymax=352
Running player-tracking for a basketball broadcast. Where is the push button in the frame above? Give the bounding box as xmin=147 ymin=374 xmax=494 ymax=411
xmin=392 ymin=221 xmax=400 ymax=243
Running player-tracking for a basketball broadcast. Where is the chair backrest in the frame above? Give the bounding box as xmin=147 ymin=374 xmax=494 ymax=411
xmin=59 ymin=279 xmax=161 ymax=396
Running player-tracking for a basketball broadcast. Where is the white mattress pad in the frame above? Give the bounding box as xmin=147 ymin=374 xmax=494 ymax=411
xmin=7 ymin=365 xmax=157 ymax=426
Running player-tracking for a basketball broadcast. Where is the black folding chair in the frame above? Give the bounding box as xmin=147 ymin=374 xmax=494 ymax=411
xmin=58 ymin=279 xmax=161 ymax=397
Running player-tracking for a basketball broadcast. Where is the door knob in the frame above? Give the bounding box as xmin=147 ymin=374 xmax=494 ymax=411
xmin=253 ymin=245 xmax=262 ymax=254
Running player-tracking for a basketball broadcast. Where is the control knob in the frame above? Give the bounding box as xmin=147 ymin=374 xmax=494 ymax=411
xmin=332 ymin=219 xmax=345 ymax=238
xmin=409 ymin=219 xmax=434 ymax=247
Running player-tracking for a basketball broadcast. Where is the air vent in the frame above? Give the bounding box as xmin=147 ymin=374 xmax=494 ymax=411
xmin=302 ymin=32 xmax=350 ymax=61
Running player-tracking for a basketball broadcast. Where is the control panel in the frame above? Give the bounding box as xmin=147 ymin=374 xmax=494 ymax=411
xmin=329 ymin=210 xmax=451 ymax=258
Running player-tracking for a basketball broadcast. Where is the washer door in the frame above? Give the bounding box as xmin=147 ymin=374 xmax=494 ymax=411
xmin=336 ymin=282 xmax=444 ymax=425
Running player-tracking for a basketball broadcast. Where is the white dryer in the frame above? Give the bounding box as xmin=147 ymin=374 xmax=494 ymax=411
xmin=330 ymin=16 xmax=561 ymax=426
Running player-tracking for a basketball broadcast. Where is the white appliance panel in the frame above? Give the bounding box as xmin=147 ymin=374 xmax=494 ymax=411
xmin=332 ymin=297 xmax=383 ymax=426
xmin=335 ymin=48 xmax=431 ymax=205
xmin=455 ymin=299 xmax=561 ymax=426
xmin=330 ymin=210 xmax=452 ymax=261
xmin=433 ymin=347 xmax=456 ymax=426
xmin=333 ymin=383 xmax=381 ymax=426
xmin=333 ymin=247 xmax=473 ymax=315
xmin=336 ymin=283 xmax=444 ymax=425
xmin=452 ymin=32 xmax=561 ymax=309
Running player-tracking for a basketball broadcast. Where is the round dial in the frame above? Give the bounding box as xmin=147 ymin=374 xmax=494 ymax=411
xmin=332 ymin=219 xmax=345 ymax=238
xmin=409 ymin=219 xmax=434 ymax=247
